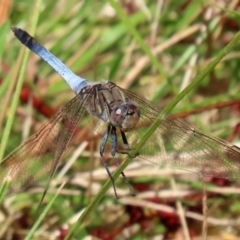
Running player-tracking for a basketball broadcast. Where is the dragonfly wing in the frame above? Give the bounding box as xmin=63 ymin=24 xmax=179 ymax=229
xmin=121 ymin=87 xmax=240 ymax=179
xmin=0 ymin=89 xmax=92 ymax=196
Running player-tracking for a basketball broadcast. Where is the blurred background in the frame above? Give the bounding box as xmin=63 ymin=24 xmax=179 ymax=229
xmin=1 ymin=0 xmax=240 ymax=239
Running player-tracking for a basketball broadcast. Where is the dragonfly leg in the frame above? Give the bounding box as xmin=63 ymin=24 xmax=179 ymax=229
xmin=117 ymin=130 xmax=139 ymax=158
xmin=100 ymin=125 xmax=121 ymax=199
xmin=111 ymin=127 xmax=136 ymax=197
xmin=121 ymin=130 xmax=131 ymax=150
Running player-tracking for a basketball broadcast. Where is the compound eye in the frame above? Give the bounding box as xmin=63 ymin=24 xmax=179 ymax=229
xmin=110 ymin=103 xmax=140 ymax=132
xmin=110 ymin=105 xmax=128 ymax=127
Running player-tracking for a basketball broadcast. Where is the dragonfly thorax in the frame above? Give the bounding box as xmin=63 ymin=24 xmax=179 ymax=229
xmin=83 ymin=82 xmax=140 ymax=131
xmin=110 ymin=103 xmax=140 ymax=132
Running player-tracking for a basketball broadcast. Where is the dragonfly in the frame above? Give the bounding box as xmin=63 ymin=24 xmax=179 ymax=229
xmin=1 ymin=27 xmax=240 ymax=200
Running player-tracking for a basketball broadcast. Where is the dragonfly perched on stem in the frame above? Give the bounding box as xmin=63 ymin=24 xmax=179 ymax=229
xmin=1 ymin=27 xmax=240 ymax=201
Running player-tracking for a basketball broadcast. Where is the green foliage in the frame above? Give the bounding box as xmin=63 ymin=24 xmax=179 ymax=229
xmin=1 ymin=0 xmax=240 ymax=239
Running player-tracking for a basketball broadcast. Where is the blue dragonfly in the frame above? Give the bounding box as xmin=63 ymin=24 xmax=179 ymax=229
xmin=1 ymin=27 xmax=240 ymax=199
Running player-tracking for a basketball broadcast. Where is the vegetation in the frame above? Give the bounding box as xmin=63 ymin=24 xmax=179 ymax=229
xmin=1 ymin=0 xmax=240 ymax=239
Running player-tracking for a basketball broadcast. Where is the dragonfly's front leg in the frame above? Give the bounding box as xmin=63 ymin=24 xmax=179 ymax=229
xmin=120 ymin=130 xmax=131 ymax=150
xmin=110 ymin=126 xmax=135 ymax=196
xmin=100 ymin=125 xmax=121 ymax=199
xmin=117 ymin=130 xmax=139 ymax=158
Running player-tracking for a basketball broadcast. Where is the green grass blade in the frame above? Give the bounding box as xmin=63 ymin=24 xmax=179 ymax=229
xmin=0 ymin=0 xmax=42 ymax=161
xmin=107 ymin=0 xmax=167 ymax=80
xmin=0 ymin=178 xmax=10 ymax=204
xmin=24 ymin=183 xmax=64 ymax=240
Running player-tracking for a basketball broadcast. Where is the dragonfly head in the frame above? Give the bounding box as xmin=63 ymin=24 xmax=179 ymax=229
xmin=110 ymin=103 xmax=140 ymax=132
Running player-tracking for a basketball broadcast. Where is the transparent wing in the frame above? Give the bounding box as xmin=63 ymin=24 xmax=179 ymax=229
xmin=0 ymin=89 xmax=92 ymax=196
xmin=120 ymin=87 xmax=240 ymax=179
